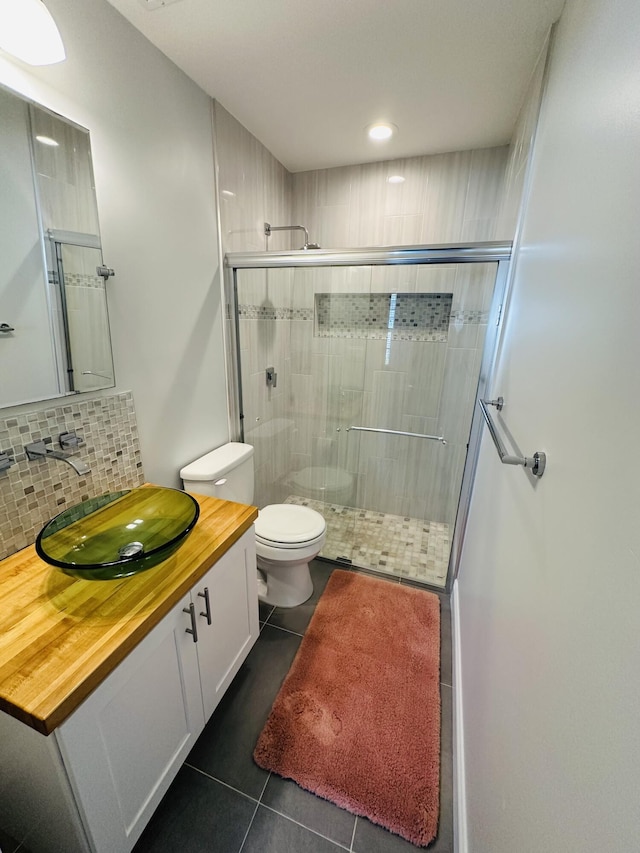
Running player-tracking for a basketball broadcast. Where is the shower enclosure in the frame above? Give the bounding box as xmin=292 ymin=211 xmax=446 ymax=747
xmin=226 ymin=243 xmax=510 ymax=590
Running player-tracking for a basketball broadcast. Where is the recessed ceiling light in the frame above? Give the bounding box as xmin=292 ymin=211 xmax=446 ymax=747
xmin=367 ymin=123 xmax=396 ymax=141
xmin=35 ymin=135 xmax=59 ymax=147
xmin=387 ymin=175 xmax=405 ymax=184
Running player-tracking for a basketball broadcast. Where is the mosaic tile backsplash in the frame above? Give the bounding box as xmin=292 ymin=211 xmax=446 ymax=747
xmin=0 ymin=391 xmax=144 ymax=560
xmin=316 ymin=292 xmax=453 ymax=341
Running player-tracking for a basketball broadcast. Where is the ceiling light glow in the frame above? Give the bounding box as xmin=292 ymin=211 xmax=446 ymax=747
xmin=0 ymin=0 xmax=66 ymax=66
xmin=368 ymin=123 xmax=395 ymax=141
xmin=387 ymin=175 xmax=405 ymax=184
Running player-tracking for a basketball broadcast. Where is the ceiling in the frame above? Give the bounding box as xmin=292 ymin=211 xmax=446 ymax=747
xmin=105 ymin=0 xmax=565 ymax=173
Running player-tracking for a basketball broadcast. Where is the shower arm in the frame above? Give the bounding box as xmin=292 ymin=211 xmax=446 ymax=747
xmin=264 ymin=222 xmax=319 ymax=250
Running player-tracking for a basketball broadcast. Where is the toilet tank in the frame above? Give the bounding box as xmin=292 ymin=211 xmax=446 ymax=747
xmin=180 ymin=442 xmax=254 ymax=504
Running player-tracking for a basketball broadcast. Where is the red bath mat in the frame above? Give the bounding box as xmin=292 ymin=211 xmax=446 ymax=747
xmin=254 ymin=570 xmax=441 ymax=847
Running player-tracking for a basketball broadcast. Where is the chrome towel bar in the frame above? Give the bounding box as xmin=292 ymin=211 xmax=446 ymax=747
xmin=478 ymin=397 xmax=546 ymax=477
xmin=347 ymin=426 xmax=447 ymax=444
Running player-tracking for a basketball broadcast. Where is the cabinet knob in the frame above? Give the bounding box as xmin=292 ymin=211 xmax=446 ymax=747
xmin=183 ymin=603 xmax=198 ymax=643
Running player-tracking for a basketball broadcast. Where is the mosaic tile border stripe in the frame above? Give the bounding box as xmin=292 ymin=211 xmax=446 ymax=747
xmin=64 ymin=273 xmax=105 ymax=290
xmin=0 ymin=391 xmax=144 ymax=560
xmin=238 ymin=305 xmax=314 ymax=320
xmin=237 ymin=303 xmax=488 ymax=328
xmin=315 ymin=328 xmax=449 ymax=342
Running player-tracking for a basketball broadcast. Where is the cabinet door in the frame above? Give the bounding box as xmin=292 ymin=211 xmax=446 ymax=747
xmin=193 ymin=528 xmax=259 ymax=720
xmin=55 ymin=592 xmax=205 ymax=853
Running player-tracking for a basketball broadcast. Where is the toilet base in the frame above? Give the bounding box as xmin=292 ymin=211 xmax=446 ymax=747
xmin=256 ymin=559 xmax=313 ymax=608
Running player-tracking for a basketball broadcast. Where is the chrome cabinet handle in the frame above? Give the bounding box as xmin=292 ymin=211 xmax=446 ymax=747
xmin=183 ymin=603 xmax=198 ymax=642
xmin=198 ymin=587 xmax=212 ymax=625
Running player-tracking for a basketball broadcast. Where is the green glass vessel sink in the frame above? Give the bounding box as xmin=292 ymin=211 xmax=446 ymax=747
xmin=36 ymin=487 xmax=200 ymax=580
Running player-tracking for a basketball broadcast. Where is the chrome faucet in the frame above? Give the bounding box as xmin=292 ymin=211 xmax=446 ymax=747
xmin=25 ymin=436 xmax=91 ymax=476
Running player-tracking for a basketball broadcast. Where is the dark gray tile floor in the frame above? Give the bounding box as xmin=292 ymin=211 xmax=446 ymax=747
xmin=0 ymin=561 xmax=452 ymax=853
xmin=134 ymin=560 xmax=453 ymax=853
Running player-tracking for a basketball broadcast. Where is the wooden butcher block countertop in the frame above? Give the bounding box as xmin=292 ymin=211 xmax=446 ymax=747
xmin=0 ymin=489 xmax=257 ymax=735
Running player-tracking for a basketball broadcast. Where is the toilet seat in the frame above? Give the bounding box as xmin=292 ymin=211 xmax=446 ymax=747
xmin=255 ymin=504 xmax=326 ymax=548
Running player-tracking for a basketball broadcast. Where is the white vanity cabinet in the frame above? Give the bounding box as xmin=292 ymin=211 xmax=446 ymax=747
xmin=0 ymin=527 xmax=259 ymax=853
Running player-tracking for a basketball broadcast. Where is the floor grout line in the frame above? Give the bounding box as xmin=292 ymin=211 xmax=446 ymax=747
xmin=237 ymin=799 xmax=261 ymax=853
xmin=258 ymin=801 xmax=352 ymax=851
xmin=349 ymin=816 xmax=358 ymax=852
xmin=257 ymin=771 xmax=272 ymax=803
xmin=263 ymin=620 xmax=305 ymax=638
xmin=183 ymin=762 xmax=261 ymax=804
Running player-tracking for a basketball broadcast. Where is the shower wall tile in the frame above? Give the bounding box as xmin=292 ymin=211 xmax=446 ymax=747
xmin=453 ymin=264 xmax=497 ymax=312
xmin=369 ymin=370 xmax=408 ymax=432
xmin=382 ymin=213 xmax=424 ymax=247
xmin=289 ymin=321 xmax=314 ymax=374
xmin=0 ymin=391 xmax=144 ymax=560
xmin=316 ymin=205 xmax=351 ymax=251
xmin=446 ymin=320 xmax=480 ymax=350
xmin=215 ymin=103 xmax=292 ymax=253
xmin=291 ymin=268 xmax=317 ymax=309
xmin=293 ymin=144 xmax=508 ymax=251
xmin=371 ymin=264 xmax=418 ymax=293
xmin=436 ymin=347 xmax=481 ymax=446
xmin=344 ymin=162 xmax=388 ymax=247
xmin=460 ymin=218 xmax=498 ymax=242
xmin=420 ymin=150 xmax=473 ymax=244
xmin=383 ymin=158 xmax=430 ymax=217
xmin=314 ymin=166 xmax=353 ymax=207
xmin=415 ymin=265 xmax=458 ymax=293
xmin=462 ymin=147 xmax=508 ymax=238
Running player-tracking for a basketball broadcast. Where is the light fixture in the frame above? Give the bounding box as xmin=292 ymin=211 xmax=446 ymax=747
xmin=387 ymin=175 xmax=405 ymax=184
xmin=367 ymin=123 xmax=396 ymax=141
xmin=35 ymin=134 xmax=59 ymax=147
xmin=0 ymin=0 xmax=66 ymax=66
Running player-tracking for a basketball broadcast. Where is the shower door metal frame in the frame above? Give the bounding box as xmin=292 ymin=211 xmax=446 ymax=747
xmin=226 ymin=241 xmax=512 ymax=592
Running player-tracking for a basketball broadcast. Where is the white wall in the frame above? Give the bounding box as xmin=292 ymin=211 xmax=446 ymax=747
xmin=456 ymin=0 xmax=640 ymax=850
xmin=0 ymin=0 xmax=228 ymax=485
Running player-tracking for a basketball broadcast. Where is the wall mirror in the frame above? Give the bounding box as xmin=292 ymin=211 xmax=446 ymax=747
xmin=0 ymin=84 xmax=115 ymax=409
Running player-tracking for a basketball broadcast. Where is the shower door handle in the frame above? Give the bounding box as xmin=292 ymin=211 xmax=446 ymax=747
xmin=347 ymin=426 xmax=447 ymax=445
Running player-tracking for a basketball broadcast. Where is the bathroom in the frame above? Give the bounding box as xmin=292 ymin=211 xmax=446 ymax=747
xmin=1 ymin=0 xmax=640 ymax=851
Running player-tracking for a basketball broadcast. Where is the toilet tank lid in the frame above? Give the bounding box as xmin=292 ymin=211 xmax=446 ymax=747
xmin=180 ymin=442 xmax=254 ymax=481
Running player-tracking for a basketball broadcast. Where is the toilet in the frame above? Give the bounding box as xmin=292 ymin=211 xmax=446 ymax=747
xmin=180 ymin=442 xmax=326 ymax=607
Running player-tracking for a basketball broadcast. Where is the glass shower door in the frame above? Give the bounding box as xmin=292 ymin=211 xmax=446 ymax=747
xmin=232 ymin=248 xmax=507 ymax=590
xmin=345 ymin=261 xmax=499 ymax=584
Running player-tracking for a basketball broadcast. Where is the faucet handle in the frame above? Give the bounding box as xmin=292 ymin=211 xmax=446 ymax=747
xmin=59 ymin=431 xmax=85 ymax=451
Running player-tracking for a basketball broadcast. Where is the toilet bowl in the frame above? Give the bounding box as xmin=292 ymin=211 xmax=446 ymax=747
xmin=255 ymin=503 xmax=326 ymax=607
xmin=180 ymin=442 xmax=326 ymax=608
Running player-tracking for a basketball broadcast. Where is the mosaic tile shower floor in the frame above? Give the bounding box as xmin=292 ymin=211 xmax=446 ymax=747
xmin=284 ymin=494 xmax=450 ymax=586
